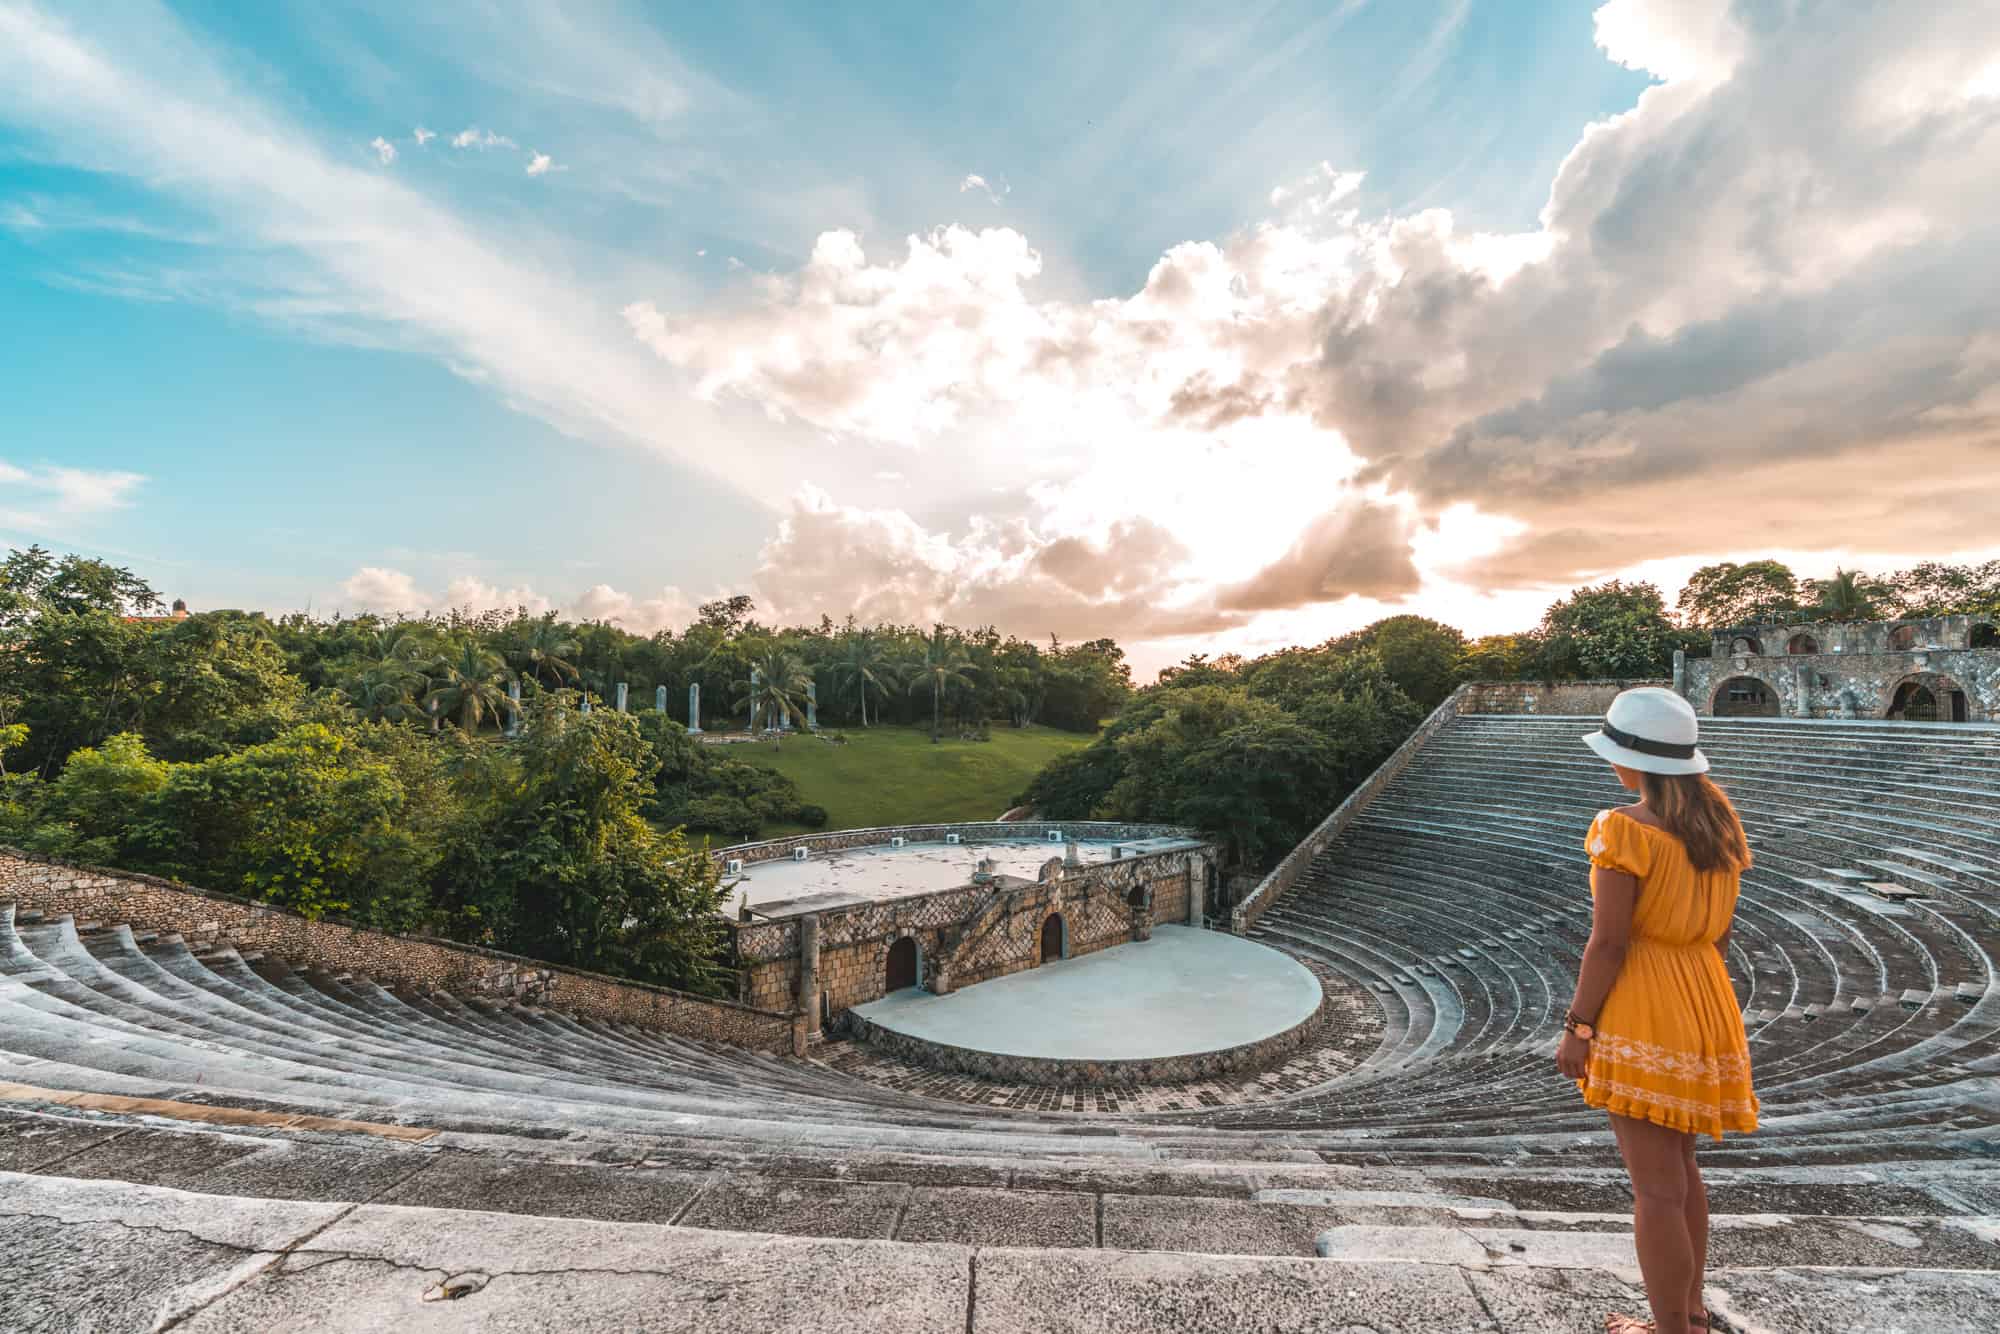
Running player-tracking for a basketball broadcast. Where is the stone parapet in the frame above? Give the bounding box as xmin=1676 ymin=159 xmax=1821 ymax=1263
xmin=0 ymin=848 xmax=799 ymax=1055
xmin=1458 ymin=679 xmax=1671 ymax=716
xmin=716 ymin=820 xmax=1196 ymax=869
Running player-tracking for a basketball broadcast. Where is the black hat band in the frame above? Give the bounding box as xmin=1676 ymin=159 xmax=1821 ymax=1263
xmin=1601 ymin=719 xmax=1698 ymax=760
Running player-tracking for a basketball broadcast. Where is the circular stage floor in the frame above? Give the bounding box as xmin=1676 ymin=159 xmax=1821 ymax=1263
xmin=847 ymin=926 xmax=1323 ymax=1085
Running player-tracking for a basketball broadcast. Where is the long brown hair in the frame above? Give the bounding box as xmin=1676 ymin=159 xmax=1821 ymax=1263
xmin=1637 ymin=771 xmax=1751 ymax=874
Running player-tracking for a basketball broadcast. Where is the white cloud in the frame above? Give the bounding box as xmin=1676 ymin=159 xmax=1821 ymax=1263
xmin=412 ymin=126 xmax=435 ymax=146
xmin=0 ymin=460 xmax=146 ymax=533
xmin=570 ymin=582 xmax=695 ymax=634
xmin=450 ymin=126 xmax=516 ymax=150
xmin=341 ymin=566 xmax=428 ymax=613
xmin=368 ymin=136 xmax=396 ymax=165
xmin=958 ymin=173 xmax=1008 ymax=205
xmin=524 ymin=150 xmax=553 ymax=176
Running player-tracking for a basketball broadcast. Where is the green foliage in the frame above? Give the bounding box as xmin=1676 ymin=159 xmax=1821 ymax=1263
xmin=1325 ymin=615 xmax=1466 ymax=710
xmin=1882 ymin=560 xmax=2000 ymax=619
xmin=1532 ymin=580 xmax=1681 ymax=679
xmin=1807 ymin=567 xmax=1894 ymax=622
xmin=1 ymin=544 xmax=161 ymax=623
xmin=1676 ymin=560 xmax=1807 ymax=629
xmin=1459 ymin=633 xmax=1535 ymax=681
xmin=1022 ymin=633 xmax=1422 ymax=867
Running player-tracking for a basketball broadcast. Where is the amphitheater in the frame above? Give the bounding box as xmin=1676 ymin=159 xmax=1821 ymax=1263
xmin=4 ymin=685 xmax=1999 ymax=1331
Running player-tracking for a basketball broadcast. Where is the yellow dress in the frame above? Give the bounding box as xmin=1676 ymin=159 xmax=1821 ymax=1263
xmin=1577 ymin=808 xmax=1759 ymax=1139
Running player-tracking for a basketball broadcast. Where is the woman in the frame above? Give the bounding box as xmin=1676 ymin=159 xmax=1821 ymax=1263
xmin=1556 ymin=687 xmax=1758 ymax=1334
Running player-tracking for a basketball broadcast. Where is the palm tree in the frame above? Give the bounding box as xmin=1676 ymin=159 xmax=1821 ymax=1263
xmin=342 ymin=660 xmax=427 ymax=723
xmin=1812 ymin=568 xmax=1884 ymax=622
xmin=424 ymin=638 xmax=513 ymax=734
xmin=505 ymin=617 xmax=580 ymax=688
xmin=909 ymin=624 xmax=978 ymax=744
xmin=734 ymin=648 xmax=812 ymax=749
xmin=827 ymin=631 xmax=897 ymax=727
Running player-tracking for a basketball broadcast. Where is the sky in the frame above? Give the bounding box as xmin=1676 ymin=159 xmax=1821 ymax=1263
xmin=3 ymin=1 xmax=1998 ymax=678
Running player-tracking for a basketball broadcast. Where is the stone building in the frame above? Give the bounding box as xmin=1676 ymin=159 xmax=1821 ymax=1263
xmin=1678 ymin=614 xmax=2000 ymax=722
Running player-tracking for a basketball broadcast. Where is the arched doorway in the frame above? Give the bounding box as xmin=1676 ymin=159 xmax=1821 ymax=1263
xmin=1888 ymin=624 xmax=1918 ymax=651
xmin=1126 ymin=885 xmax=1147 ymax=909
xmin=885 ymin=937 xmax=919 ymax=992
xmin=1786 ymin=632 xmax=1820 ymax=655
xmin=1729 ymin=635 xmax=1763 ymax=656
xmin=1713 ymin=676 xmax=1779 ymax=717
xmin=1972 ymin=623 xmax=1999 ymax=649
xmin=1888 ymin=681 xmax=1938 ymax=721
xmin=1039 ymin=913 xmax=1066 ymax=964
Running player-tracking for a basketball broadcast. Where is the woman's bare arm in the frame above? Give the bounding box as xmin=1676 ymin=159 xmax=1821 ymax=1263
xmin=1569 ymin=865 xmax=1638 ymax=1023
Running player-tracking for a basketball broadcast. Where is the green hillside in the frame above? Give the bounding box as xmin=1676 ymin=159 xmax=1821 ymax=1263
xmin=733 ymin=724 xmax=1095 ymax=838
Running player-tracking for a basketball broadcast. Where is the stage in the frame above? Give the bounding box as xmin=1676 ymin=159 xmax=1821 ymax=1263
xmin=846 ymin=925 xmax=1325 ymax=1086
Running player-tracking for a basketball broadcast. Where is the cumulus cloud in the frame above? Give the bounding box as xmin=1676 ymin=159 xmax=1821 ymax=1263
xmin=341 ymin=566 xmax=428 ymax=614
xmin=1218 ymin=502 xmax=1422 ymax=612
xmin=412 ymin=126 xmax=435 ymax=146
xmin=368 ymin=136 xmax=396 ymax=165
xmin=524 ymin=150 xmax=553 ymax=176
xmin=450 ymin=126 xmax=516 ymax=150
xmin=958 ymin=172 xmax=1008 ymax=204
xmin=338 ymin=567 xmax=694 ymax=631
xmin=570 ymin=582 xmax=695 ymax=634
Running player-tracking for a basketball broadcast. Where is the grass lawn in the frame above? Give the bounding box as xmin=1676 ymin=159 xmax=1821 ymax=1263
xmin=734 ymin=723 xmax=1095 ymax=839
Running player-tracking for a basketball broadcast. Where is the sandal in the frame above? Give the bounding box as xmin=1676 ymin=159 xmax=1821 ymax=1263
xmin=1603 ymin=1315 xmax=1718 ymax=1333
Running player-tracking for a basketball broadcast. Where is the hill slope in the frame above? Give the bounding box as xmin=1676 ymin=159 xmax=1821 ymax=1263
xmin=736 ymin=723 xmax=1094 ymax=836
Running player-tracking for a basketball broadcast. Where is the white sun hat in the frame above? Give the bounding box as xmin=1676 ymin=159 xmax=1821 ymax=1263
xmin=1583 ymin=686 xmax=1709 ymax=775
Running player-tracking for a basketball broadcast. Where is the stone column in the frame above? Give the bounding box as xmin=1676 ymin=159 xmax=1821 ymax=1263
xmin=655 ymin=685 xmax=667 ymax=713
xmin=1187 ymin=860 xmax=1201 ymax=927
xmin=1672 ymin=648 xmax=1686 ymax=698
xmin=615 ymin=681 xmax=629 ymax=713
xmin=579 ymin=695 xmax=591 ymax=714
xmin=749 ymin=668 xmax=761 ymax=730
xmin=806 ymin=681 xmax=818 ymax=730
xmin=688 ymin=682 xmax=702 ymax=733
xmin=798 ymin=913 xmax=821 ymax=1039
xmin=1794 ymin=663 xmax=1814 ymax=718
xmin=506 ymin=678 xmax=522 ymax=736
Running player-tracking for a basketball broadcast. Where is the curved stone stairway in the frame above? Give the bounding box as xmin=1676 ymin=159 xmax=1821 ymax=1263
xmin=5 ymin=715 xmax=1998 ymax=1330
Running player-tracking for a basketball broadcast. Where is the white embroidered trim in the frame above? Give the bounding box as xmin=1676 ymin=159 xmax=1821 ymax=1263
xmin=1585 ymin=1077 xmax=1759 ymax=1125
xmin=1592 ymin=1035 xmax=1752 ymax=1085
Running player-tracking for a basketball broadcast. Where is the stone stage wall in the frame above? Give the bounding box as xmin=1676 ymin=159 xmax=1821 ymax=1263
xmin=1458 ymin=679 xmax=1672 ymax=716
xmin=727 ymin=833 xmax=1219 ymax=1028
xmin=0 ymin=849 xmax=802 ymax=1055
xmin=717 ymin=820 xmax=1197 ymax=868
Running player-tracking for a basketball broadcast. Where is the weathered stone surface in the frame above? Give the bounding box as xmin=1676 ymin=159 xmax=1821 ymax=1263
xmin=675 ymin=1175 xmax=908 ymax=1239
xmin=1705 ymin=1264 xmax=2000 ymax=1334
xmin=45 ymin=1124 xmax=431 ymax=1202
xmin=0 ymin=1108 xmax=127 ymax=1172
xmin=972 ymin=1249 xmax=1492 ymax=1332
xmin=374 ymin=1153 xmax=706 ymax=1224
xmin=895 ymin=1185 xmax=1096 ymax=1247
xmin=180 ymin=1200 xmax=971 ymax=1334
xmin=1100 ymin=1194 xmax=1339 ymax=1256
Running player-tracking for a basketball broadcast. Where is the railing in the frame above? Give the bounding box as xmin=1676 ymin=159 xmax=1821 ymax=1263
xmin=1231 ymin=685 xmax=1468 ymax=935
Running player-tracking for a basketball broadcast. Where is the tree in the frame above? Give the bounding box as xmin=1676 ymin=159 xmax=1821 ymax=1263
xmin=1807 ymin=567 xmax=1892 ymax=622
xmin=735 ymin=646 xmax=812 ymax=748
xmin=1676 ymin=561 xmax=1806 ymax=629
xmin=503 ymin=616 xmax=580 ymax=688
xmin=424 ymin=638 xmax=513 ymax=733
xmin=1533 ymin=581 xmax=1679 ymax=680
xmin=1329 ymin=615 xmax=1466 ymax=710
xmin=827 ymin=630 xmax=897 ymax=727
xmin=1883 ymin=560 xmax=2000 ymax=618
xmin=909 ymin=625 xmax=978 ymax=743
xmin=1460 ymin=634 xmax=1535 ymax=681
xmin=1 ymin=545 xmax=161 ymax=623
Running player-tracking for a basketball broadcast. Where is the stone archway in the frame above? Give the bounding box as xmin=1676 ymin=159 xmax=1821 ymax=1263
xmin=1729 ymin=635 xmax=1764 ymax=656
xmin=1786 ymin=632 xmax=1820 ymax=655
xmin=1888 ymin=624 xmax=1918 ymax=651
xmin=1972 ymin=622 xmax=1999 ymax=650
xmin=1887 ymin=672 xmax=1973 ymax=723
xmin=1712 ymin=675 xmax=1780 ymax=717
xmin=1126 ymin=885 xmax=1147 ymax=909
xmin=1039 ymin=913 xmax=1067 ymax=964
xmin=885 ymin=936 xmax=919 ymax=992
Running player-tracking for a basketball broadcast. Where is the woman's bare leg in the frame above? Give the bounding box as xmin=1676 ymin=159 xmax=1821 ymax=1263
xmin=1682 ymin=1135 xmax=1710 ymax=1322
xmin=1610 ymin=1112 xmax=1695 ymax=1334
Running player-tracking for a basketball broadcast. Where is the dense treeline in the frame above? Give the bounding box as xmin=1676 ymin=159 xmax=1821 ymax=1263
xmin=1026 ymin=558 xmax=2000 ymax=869
xmin=0 ymin=546 xmax=1127 ymax=989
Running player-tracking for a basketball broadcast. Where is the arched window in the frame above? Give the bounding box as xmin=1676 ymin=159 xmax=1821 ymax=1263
xmin=1730 ymin=636 xmax=1762 ymax=657
xmin=1971 ymin=623 xmax=1999 ymax=650
xmin=1786 ymin=632 xmax=1819 ymax=655
xmin=1887 ymin=625 xmax=1917 ymax=651
xmin=1713 ymin=676 xmax=1779 ymax=717
xmin=1126 ymin=885 xmax=1147 ymax=909
xmin=1039 ymin=913 xmax=1067 ymax=964
xmin=885 ymin=937 xmax=919 ymax=992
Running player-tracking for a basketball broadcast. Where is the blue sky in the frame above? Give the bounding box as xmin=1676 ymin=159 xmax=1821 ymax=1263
xmin=4 ymin=2 xmax=1997 ymax=673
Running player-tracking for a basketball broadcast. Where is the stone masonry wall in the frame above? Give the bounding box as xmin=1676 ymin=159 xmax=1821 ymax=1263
xmin=0 ymin=849 xmax=800 ymax=1055
xmin=1459 ymin=679 xmax=1672 ymax=716
xmin=1685 ymin=650 xmax=1999 ymax=720
xmin=734 ymin=846 xmax=1213 ymax=1022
